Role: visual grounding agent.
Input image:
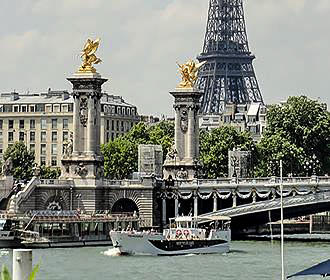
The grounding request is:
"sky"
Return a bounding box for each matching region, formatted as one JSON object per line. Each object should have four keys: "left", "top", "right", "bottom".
{"left": 0, "top": 0, "right": 329, "bottom": 117}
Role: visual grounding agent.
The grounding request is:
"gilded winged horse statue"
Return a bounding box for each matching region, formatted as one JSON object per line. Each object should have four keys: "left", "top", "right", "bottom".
{"left": 78, "top": 38, "right": 102, "bottom": 73}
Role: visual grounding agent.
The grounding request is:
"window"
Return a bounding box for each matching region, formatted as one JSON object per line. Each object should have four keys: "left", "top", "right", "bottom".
{"left": 41, "top": 119, "right": 47, "bottom": 129}
{"left": 36, "top": 104, "right": 45, "bottom": 112}
{"left": 3, "top": 105, "right": 12, "bottom": 113}
{"left": 62, "top": 104, "right": 68, "bottom": 113}
{"left": 116, "top": 120, "right": 119, "bottom": 131}
{"left": 13, "top": 106, "right": 19, "bottom": 113}
{"left": 111, "top": 120, "right": 114, "bottom": 130}
{"left": 8, "top": 132, "right": 13, "bottom": 142}
{"left": 40, "top": 144, "right": 46, "bottom": 155}
{"left": 9, "top": 120, "right": 14, "bottom": 129}
{"left": 51, "top": 144, "right": 57, "bottom": 155}
{"left": 0, "top": 144, "right": 2, "bottom": 154}
{"left": 19, "top": 132, "right": 25, "bottom": 142}
{"left": 52, "top": 131, "right": 57, "bottom": 142}
{"left": 41, "top": 131, "right": 47, "bottom": 142}
{"left": 0, "top": 120, "right": 2, "bottom": 129}
{"left": 51, "top": 156, "right": 57, "bottom": 167}
{"left": 63, "top": 131, "right": 69, "bottom": 142}
{"left": 0, "top": 131, "right": 2, "bottom": 142}
{"left": 106, "top": 120, "right": 110, "bottom": 130}
{"left": 51, "top": 119, "right": 57, "bottom": 129}
{"left": 30, "top": 105, "right": 35, "bottom": 113}
{"left": 63, "top": 119, "right": 68, "bottom": 129}
{"left": 53, "top": 105, "right": 60, "bottom": 113}
{"left": 30, "top": 120, "right": 35, "bottom": 129}
{"left": 30, "top": 144, "right": 35, "bottom": 153}
{"left": 40, "top": 156, "right": 46, "bottom": 166}
{"left": 30, "top": 131, "right": 35, "bottom": 142}
{"left": 121, "top": 121, "right": 124, "bottom": 131}
{"left": 21, "top": 106, "right": 27, "bottom": 112}
{"left": 106, "top": 132, "right": 110, "bottom": 142}
{"left": 19, "top": 120, "right": 24, "bottom": 129}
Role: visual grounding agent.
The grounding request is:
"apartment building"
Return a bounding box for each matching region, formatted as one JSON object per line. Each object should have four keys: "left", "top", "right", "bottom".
{"left": 0, "top": 90, "right": 140, "bottom": 166}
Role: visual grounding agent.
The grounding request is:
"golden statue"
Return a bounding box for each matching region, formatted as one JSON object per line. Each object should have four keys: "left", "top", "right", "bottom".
{"left": 78, "top": 38, "right": 102, "bottom": 73}
{"left": 177, "top": 60, "right": 206, "bottom": 88}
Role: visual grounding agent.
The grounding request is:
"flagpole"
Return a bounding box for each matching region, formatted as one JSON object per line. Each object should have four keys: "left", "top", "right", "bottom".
{"left": 280, "top": 159, "right": 285, "bottom": 280}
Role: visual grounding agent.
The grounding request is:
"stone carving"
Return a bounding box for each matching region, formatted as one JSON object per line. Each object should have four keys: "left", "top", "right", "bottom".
{"left": 176, "top": 168, "right": 188, "bottom": 179}
{"left": 97, "top": 165, "right": 104, "bottom": 178}
{"left": 80, "top": 97, "right": 88, "bottom": 127}
{"left": 166, "top": 144, "right": 177, "bottom": 161}
{"left": 176, "top": 60, "right": 206, "bottom": 88}
{"left": 47, "top": 201, "right": 62, "bottom": 211}
{"left": 63, "top": 132, "right": 73, "bottom": 158}
{"left": 32, "top": 163, "right": 41, "bottom": 177}
{"left": 78, "top": 38, "right": 102, "bottom": 73}
{"left": 75, "top": 163, "right": 88, "bottom": 177}
{"left": 2, "top": 157, "right": 13, "bottom": 176}
{"left": 180, "top": 109, "right": 188, "bottom": 133}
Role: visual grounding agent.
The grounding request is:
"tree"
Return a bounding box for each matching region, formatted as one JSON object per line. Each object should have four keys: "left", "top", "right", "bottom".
{"left": 256, "top": 96, "right": 330, "bottom": 176}
{"left": 39, "top": 166, "right": 61, "bottom": 179}
{"left": 3, "top": 142, "right": 35, "bottom": 181}
{"left": 102, "top": 121, "right": 175, "bottom": 179}
{"left": 199, "top": 126, "right": 255, "bottom": 178}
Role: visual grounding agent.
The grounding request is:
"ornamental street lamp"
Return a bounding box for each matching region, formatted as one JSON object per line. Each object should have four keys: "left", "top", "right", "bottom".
{"left": 76, "top": 193, "right": 82, "bottom": 211}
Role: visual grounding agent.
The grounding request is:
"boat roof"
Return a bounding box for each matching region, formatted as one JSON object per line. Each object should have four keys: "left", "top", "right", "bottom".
{"left": 172, "top": 216, "right": 200, "bottom": 222}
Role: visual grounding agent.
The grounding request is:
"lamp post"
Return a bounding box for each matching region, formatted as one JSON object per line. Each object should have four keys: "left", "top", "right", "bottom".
{"left": 76, "top": 193, "right": 82, "bottom": 211}
{"left": 70, "top": 187, "right": 73, "bottom": 211}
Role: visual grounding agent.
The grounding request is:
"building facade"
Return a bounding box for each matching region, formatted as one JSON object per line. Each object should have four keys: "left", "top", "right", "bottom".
{"left": 199, "top": 102, "right": 267, "bottom": 142}
{"left": 0, "top": 90, "right": 140, "bottom": 166}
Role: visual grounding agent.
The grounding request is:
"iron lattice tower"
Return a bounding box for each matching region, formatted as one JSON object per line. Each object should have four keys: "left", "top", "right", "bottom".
{"left": 197, "top": 0, "right": 264, "bottom": 114}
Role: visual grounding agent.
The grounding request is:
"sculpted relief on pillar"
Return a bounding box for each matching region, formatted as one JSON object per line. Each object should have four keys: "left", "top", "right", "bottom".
{"left": 79, "top": 96, "right": 88, "bottom": 127}
{"left": 180, "top": 109, "right": 188, "bottom": 133}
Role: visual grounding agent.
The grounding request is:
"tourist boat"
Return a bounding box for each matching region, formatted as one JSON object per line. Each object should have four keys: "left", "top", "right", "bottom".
{"left": 18, "top": 210, "right": 139, "bottom": 249}
{"left": 110, "top": 215, "right": 231, "bottom": 256}
{"left": 0, "top": 219, "right": 21, "bottom": 248}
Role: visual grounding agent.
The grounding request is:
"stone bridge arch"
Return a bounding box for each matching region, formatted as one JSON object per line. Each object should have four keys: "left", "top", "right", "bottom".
{"left": 108, "top": 190, "right": 143, "bottom": 214}
{"left": 39, "top": 189, "right": 70, "bottom": 210}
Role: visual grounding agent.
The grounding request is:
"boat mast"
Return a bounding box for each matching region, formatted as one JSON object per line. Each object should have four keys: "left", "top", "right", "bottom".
{"left": 280, "top": 160, "right": 285, "bottom": 280}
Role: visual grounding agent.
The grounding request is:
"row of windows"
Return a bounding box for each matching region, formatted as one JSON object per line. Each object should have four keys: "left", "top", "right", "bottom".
{"left": 0, "top": 119, "right": 69, "bottom": 130}
{"left": 105, "top": 120, "right": 134, "bottom": 132}
{"left": 101, "top": 105, "right": 136, "bottom": 116}
{"left": 0, "top": 104, "right": 73, "bottom": 113}
{"left": 5, "top": 130, "right": 69, "bottom": 143}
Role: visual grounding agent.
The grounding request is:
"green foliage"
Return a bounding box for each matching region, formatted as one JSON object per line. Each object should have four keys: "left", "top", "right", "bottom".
{"left": 3, "top": 142, "right": 35, "bottom": 181}
{"left": 1, "top": 265, "right": 11, "bottom": 280}
{"left": 199, "top": 126, "right": 255, "bottom": 178}
{"left": 39, "top": 166, "right": 61, "bottom": 179}
{"left": 1, "top": 264, "right": 39, "bottom": 280}
{"left": 256, "top": 96, "right": 330, "bottom": 176}
{"left": 102, "top": 121, "right": 174, "bottom": 179}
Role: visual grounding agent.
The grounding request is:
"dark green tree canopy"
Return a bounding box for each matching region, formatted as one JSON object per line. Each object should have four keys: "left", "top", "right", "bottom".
{"left": 3, "top": 142, "right": 35, "bottom": 181}
{"left": 199, "top": 126, "right": 255, "bottom": 178}
{"left": 256, "top": 96, "right": 330, "bottom": 176}
{"left": 102, "top": 121, "right": 174, "bottom": 179}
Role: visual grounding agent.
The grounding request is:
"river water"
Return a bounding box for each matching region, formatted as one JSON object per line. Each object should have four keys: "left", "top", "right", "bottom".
{"left": 0, "top": 240, "right": 329, "bottom": 279}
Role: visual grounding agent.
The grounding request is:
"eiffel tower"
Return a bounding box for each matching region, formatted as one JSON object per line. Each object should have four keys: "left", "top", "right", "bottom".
{"left": 197, "top": 0, "right": 264, "bottom": 114}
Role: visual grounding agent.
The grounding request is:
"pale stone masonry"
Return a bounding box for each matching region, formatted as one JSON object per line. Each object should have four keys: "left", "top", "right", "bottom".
{"left": 0, "top": 90, "right": 140, "bottom": 166}
{"left": 163, "top": 88, "right": 203, "bottom": 180}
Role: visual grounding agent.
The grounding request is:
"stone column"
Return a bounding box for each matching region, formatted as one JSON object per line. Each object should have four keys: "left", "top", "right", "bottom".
{"left": 162, "top": 198, "right": 167, "bottom": 225}
{"left": 174, "top": 197, "right": 179, "bottom": 217}
{"left": 174, "top": 106, "right": 182, "bottom": 160}
{"left": 194, "top": 195, "right": 198, "bottom": 217}
{"left": 187, "top": 106, "right": 195, "bottom": 160}
{"left": 87, "top": 95, "right": 95, "bottom": 155}
{"left": 72, "top": 95, "right": 80, "bottom": 155}
{"left": 213, "top": 193, "right": 218, "bottom": 212}
{"left": 232, "top": 191, "right": 237, "bottom": 208}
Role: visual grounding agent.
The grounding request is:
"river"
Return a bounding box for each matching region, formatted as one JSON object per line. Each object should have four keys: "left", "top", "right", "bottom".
{"left": 0, "top": 240, "right": 329, "bottom": 279}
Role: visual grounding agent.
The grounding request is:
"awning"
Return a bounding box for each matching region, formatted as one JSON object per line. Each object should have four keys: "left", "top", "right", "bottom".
{"left": 288, "top": 259, "right": 330, "bottom": 278}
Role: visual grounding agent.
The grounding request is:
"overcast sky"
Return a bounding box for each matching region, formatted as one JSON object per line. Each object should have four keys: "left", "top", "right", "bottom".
{"left": 0, "top": 0, "right": 329, "bottom": 116}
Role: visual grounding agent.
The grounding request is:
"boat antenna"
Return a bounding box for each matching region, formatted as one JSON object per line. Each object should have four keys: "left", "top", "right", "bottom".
{"left": 280, "top": 159, "right": 285, "bottom": 280}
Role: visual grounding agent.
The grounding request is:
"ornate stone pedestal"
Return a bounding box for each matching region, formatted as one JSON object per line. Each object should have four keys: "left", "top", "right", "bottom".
{"left": 163, "top": 88, "right": 203, "bottom": 180}
{"left": 60, "top": 72, "right": 107, "bottom": 181}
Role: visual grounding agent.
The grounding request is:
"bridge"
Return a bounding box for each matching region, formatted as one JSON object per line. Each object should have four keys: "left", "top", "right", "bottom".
{"left": 159, "top": 176, "right": 330, "bottom": 229}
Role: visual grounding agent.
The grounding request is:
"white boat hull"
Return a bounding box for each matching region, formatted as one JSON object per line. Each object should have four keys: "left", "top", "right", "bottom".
{"left": 110, "top": 231, "right": 230, "bottom": 256}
